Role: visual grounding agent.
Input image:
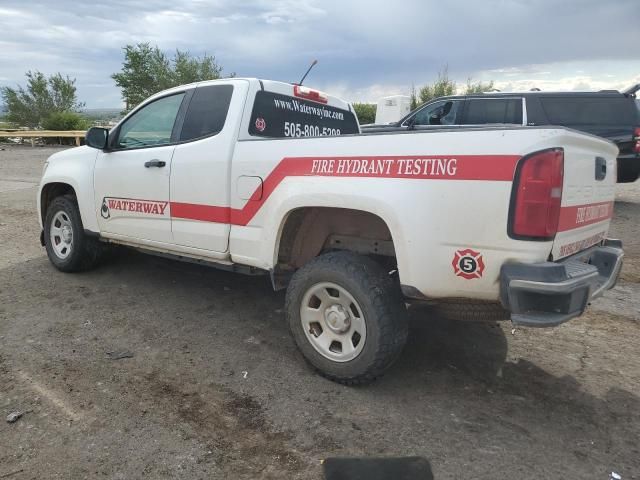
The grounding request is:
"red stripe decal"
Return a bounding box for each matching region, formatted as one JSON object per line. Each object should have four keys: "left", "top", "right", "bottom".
{"left": 169, "top": 154, "right": 521, "bottom": 225}
{"left": 171, "top": 202, "right": 231, "bottom": 223}
{"left": 557, "top": 201, "right": 614, "bottom": 232}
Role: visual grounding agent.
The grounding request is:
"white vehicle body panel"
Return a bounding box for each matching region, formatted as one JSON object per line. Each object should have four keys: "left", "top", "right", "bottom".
{"left": 550, "top": 133, "right": 617, "bottom": 259}
{"left": 170, "top": 80, "right": 249, "bottom": 255}
{"left": 38, "top": 146, "right": 99, "bottom": 232}
{"left": 229, "top": 127, "right": 616, "bottom": 300}
{"left": 38, "top": 78, "right": 619, "bottom": 303}
{"left": 94, "top": 145, "right": 174, "bottom": 243}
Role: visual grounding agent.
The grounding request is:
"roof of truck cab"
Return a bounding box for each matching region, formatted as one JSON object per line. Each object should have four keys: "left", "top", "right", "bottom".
{"left": 141, "top": 78, "right": 352, "bottom": 112}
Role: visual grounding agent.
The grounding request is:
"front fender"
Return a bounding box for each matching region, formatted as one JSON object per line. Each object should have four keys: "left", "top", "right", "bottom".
{"left": 38, "top": 147, "right": 99, "bottom": 232}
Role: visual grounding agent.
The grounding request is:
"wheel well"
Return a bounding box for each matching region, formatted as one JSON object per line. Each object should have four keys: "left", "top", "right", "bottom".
{"left": 273, "top": 207, "right": 396, "bottom": 289}
{"left": 41, "top": 183, "right": 76, "bottom": 223}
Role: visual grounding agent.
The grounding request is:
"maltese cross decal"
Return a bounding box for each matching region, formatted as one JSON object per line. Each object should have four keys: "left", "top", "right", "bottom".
{"left": 255, "top": 117, "right": 266, "bottom": 132}
{"left": 452, "top": 249, "right": 485, "bottom": 280}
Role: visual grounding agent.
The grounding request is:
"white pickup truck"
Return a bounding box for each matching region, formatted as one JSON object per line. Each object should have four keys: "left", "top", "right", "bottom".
{"left": 38, "top": 78, "right": 624, "bottom": 384}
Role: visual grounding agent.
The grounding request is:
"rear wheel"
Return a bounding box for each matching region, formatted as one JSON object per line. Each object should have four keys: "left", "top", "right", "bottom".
{"left": 44, "top": 195, "right": 104, "bottom": 272}
{"left": 285, "top": 251, "right": 408, "bottom": 385}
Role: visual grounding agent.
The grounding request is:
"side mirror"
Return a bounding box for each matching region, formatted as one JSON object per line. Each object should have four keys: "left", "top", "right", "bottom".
{"left": 86, "top": 127, "right": 109, "bottom": 150}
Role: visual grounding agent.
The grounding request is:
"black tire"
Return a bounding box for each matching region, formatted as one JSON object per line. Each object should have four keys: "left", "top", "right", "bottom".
{"left": 44, "top": 195, "right": 104, "bottom": 272}
{"left": 285, "top": 251, "right": 408, "bottom": 385}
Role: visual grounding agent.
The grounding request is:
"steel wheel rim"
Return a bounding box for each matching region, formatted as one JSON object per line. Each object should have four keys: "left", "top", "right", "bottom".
{"left": 300, "top": 282, "right": 367, "bottom": 362}
{"left": 49, "top": 210, "right": 73, "bottom": 260}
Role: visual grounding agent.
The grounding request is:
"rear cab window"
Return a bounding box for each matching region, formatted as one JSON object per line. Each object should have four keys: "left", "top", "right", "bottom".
{"left": 248, "top": 86, "right": 359, "bottom": 138}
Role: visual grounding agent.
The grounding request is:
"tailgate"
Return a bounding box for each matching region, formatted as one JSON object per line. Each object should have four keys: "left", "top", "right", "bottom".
{"left": 552, "top": 132, "right": 618, "bottom": 260}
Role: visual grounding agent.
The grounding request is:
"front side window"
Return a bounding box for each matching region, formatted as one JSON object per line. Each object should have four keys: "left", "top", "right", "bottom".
{"left": 117, "top": 93, "right": 185, "bottom": 149}
{"left": 410, "top": 100, "right": 462, "bottom": 126}
{"left": 180, "top": 85, "right": 234, "bottom": 141}
{"left": 462, "top": 98, "right": 522, "bottom": 125}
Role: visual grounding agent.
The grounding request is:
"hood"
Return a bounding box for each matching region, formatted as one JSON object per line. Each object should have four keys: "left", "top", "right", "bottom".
{"left": 47, "top": 145, "right": 94, "bottom": 162}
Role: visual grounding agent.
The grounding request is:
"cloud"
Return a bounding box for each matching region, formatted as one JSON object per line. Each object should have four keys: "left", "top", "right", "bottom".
{"left": 493, "top": 71, "right": 640, "bottom": 94}
{"left": 0, "top": 0, "right": 638, "bottom": 107}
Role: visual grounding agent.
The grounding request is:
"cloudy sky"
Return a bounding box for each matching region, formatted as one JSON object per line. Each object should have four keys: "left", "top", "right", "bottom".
{"left": 0, "top": 0, "right": 638, "bottom": 108}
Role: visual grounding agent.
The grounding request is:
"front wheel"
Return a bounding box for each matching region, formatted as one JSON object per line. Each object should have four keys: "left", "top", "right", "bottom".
{"left": 285, "top": 251, "right": 408, "bottom": 385}
{"left": 44, "top": 195, "right": 104, "bottom": 272}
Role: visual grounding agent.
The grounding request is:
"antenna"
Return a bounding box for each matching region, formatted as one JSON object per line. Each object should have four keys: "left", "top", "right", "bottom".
{"left": 298, "top": 60, "right": 318, "bottom": 86}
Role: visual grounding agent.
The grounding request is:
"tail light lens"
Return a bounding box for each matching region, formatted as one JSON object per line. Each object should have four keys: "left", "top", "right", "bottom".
{"left": 510, "top": 149, "right": 564, "bottom": 239}
{"left": 633, "top": 127, "right": 640, "bottom": 154}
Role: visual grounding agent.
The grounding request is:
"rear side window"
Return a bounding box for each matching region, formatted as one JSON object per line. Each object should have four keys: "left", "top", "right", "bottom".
{"left": 540, "top": 96, "right": 637, "bottom": 126}
{"left": 462, "top": 98, "right": 522, "bottom": 124}
{"left": 249, "top": 90, "right": 359, "bottom": 138}
{"left": 180, "top": 85, "right": 233, "bottom": 141}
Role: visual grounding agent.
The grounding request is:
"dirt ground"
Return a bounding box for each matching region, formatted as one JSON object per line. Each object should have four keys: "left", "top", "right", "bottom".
{"left": 1, "top": 145, "right": 639, "bottom": 479}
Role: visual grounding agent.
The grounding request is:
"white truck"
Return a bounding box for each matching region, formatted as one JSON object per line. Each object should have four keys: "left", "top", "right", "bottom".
{"left": 38, "top": 78, "right": 624, "bottom": 384}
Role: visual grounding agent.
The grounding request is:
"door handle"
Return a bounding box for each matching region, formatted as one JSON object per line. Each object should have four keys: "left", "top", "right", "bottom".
{"left": 144, "top": 159, "right": 166, "bottom": 168}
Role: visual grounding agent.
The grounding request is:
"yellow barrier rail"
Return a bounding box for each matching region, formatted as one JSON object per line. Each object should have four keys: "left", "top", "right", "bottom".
{"left": 0, "top": 130, "right": 87, "bottom": 146}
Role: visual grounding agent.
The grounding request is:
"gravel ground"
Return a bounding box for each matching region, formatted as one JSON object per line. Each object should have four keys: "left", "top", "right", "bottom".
{"left": 0, "top": 145, "right": 639, "bottom": 479}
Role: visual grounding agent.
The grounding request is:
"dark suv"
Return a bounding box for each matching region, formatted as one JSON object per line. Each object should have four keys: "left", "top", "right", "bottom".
{"left": 362, "top": 87, "right": 640, "bottom": 182}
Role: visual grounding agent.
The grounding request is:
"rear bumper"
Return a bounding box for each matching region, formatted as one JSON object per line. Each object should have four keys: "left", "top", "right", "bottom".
{"left": 500, "top": 239, "right": 624, "bottom": 327}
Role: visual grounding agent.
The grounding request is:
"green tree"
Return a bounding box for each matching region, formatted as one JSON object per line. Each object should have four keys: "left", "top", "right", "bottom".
{"left": 409, "top": 83, "right": 419, "bottom": 110}
{"left": 173, "top": 49, "right": 223, "bottom": 85}
{"left": 42, "top": 111, "right": 91, "bottom": 131}
{"left": 418, "top": 66, "right": 457, "bottom": 105}
{"left": 112, "top": 43, "right": 227, "bottom": 111}
{"left": 352, "top": 102, "right": 377, "bottom": 125}
{"left": 465, "top": 78, "right": 495, "bottom": 94}
{"left": 0, "top": 71, "right": 84, "bottom": 128}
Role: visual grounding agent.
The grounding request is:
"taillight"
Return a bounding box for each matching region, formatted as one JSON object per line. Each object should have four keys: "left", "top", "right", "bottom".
{"left": 633, "top": 127, "right": 640, "bottom": 154}
{"left": 510, "top": 149, "right": 564, "bottom": 239}
{"left": 293, "top": 85, "right": 328, "bottom": 104}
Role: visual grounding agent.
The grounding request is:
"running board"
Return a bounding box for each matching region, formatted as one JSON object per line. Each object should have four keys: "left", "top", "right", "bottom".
{"left": 90, "top": 231, "right": 267, "bottom": 276}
